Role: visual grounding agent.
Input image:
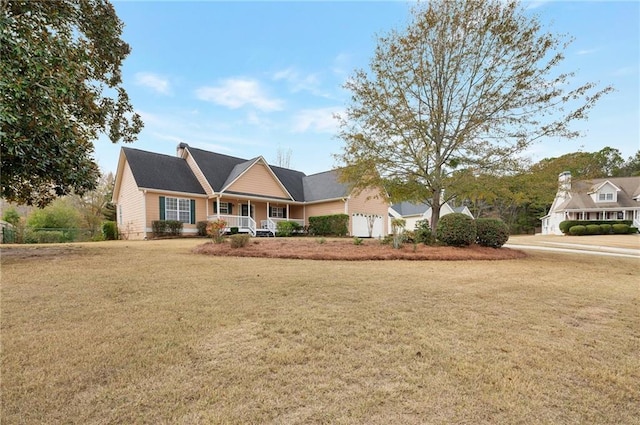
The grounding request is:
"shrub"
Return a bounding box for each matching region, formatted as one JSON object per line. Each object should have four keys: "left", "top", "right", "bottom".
{"left": 152, "top": 220, "right": 168, "bottom": 237}
{"left": 559, "top": 220, "right": 633, "bottom": 234}
{"left": 206, "top": 219, "right": 227, "bottom": 243}
{"left": 353, "top": 237, "right": 363, "bottom": 245}
{"left": 196, "top": 221, "right": 208, "bottom": 237}
{"left": 230, "top": 226, "right": 239, "bottom": 235}
{"left": 35, "top": 230, "right": 65, "bottom": 243}
{"left": 229, "top": 234, "right": 250, "bottom": 248}
{"left": 629, "top": 226, "right": 638, "bottom": 234}
{"left": 414, "top": 219, "right": 434, "bottom": 245}
{"left": 390, "top": 218, "right": 406, "bottom": 249}
{"left": 612, "top": 223, "right": 630, "bottom": 234}
{"left": 308, "top": 214, "right": 348, "bottom": 236}
{"left": 476, "top": 218, "right": 509, "bottom": 248}
{"left": 599, "top": 224, "right": 612, "bottom": 234}
{"left": 102, "top": 221, "right": 118, "bottom": 240}
{"left": 585, "top": 224, "right": 602, "bottom": 235}
{"left": 569, "top": 225, "right": 586, "bottom": 236}
{"left": 276, "top": 220, "right": 301, "bottom": 237}
{"left": 436, "top": 213, "right": 477, "bottom": 247}
{"left": 166, "top": 220, "right": 183, "bottom": 236}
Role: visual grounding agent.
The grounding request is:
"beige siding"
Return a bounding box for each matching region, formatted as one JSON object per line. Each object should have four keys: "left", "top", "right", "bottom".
{"left": 305, "top": 200, "right": 346, "bottom": 224}
{"left": 185, "top": 154, "right": 213, "bottom": 195}
{"left": 115, "top": 162, "right": 146, "bottom": 240}
{"left": 226, "top": 163, "right": 290, "bottom": 199}
{"left": 347, "top": 188, "right": 389, "bottom": 235}
{"left": 145, "top": 192, "right": 207, "bottom": 234}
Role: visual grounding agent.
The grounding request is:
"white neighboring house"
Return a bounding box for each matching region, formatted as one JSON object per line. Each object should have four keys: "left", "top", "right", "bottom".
{"left": 541, "top": 171, "right": 640, "bottom": 235}
{"left": 389, "top": 201, "right": 474, "bottom": 231}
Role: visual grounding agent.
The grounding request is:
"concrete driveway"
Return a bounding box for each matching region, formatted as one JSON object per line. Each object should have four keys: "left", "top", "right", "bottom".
{"left": 505, "top": 234, "right": 640, "bottom": 259}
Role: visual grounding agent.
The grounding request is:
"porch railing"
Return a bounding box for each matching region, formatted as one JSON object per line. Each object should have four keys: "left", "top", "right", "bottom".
{"left": 208, "top": 214, "right": 257, "bottom": 236}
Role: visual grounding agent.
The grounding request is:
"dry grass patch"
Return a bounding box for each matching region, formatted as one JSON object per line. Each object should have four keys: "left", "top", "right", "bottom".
{"left": 1, "top": 239, "right": 638, "bottom": 424}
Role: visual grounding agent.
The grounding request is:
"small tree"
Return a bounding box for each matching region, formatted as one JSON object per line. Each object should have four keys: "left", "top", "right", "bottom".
{"left": 391, "top": 218, "right": 406, "bottom": 249}
{"left": 2, "top": 206, "right": 20, "bottom": 226}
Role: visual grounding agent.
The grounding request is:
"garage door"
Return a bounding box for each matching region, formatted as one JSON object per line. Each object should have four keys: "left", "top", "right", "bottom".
{"left": 352, "top": 214, "right": 384, "bottom": 238}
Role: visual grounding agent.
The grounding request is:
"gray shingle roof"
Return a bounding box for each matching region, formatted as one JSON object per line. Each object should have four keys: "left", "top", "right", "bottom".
{"left": 123, "top": 148, "right": 206, "bottom": 194}
{"left": 302, "top": 170, "right": 349, "bottom": 202}
{"left": 389, "top": 201, "right": 429, "bottom": 216}
{"left": 558, "top": 176, "right": 640, "bottom": 210}
{"left": 123, "top": 145, "right": 353, "bottom": 202}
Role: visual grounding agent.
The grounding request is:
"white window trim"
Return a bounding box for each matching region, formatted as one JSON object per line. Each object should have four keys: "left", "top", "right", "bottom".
{"left": 166, "top": 197, "right": 191, "bottom": 224}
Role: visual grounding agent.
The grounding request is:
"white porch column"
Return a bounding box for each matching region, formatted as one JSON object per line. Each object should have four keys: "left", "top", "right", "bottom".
{"left": 286, "top": 204, "right": 289, "bottom": 219}
{"left": 216, "top": 196, "right": 221, "bottom": 217}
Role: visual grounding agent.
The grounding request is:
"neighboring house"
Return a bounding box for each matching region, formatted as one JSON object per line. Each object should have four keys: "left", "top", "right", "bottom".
{"left": 112, "top": 143, "right": 389, "bottom": 240}
{"left": 389, "top": 201, "right": 474, "bottom": 231}
{"left": 541, "top": 171, "right": 640, "bottom": 235}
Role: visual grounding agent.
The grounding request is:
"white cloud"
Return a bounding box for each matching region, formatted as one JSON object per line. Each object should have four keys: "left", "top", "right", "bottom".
{"left": 611, "top": 66, "right": 636, "bottom": 77}
{"left": 135, "top": 72, "right": 171, "bottom": 95}
{"left": 576, "top": 48, "right": 598, "bottom": 55}
{"left": 273, "top": 67, "right": 328, "bottom": 97}
{"left": 195, "top": 78, "right": 284, "bottom": 111}
{"left": 291, "top": 107, "right": 342, "bottom": 134}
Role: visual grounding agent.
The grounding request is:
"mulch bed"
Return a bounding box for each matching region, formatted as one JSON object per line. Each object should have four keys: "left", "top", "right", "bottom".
{"left": 193, "top": 238, "right": 527, "bottom": 261}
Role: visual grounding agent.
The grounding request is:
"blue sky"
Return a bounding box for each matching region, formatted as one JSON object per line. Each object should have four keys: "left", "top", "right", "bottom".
{"left": 95, "top": 0, "right": 639, "bottom": 176}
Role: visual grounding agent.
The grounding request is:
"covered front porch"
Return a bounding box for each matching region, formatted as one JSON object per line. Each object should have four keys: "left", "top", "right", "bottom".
{"left": 206, "top": 196, "right": 305, "bottom": 236}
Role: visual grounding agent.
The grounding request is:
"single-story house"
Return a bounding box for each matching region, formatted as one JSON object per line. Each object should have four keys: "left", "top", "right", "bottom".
{"left": 389, "top": 201, "right": 474, "bottom": 230}
{"left": 112, "top": 143, "right": 389, "bottom": 239}
{"left": 541, "top": 171, "right": 640, "bottom": 235}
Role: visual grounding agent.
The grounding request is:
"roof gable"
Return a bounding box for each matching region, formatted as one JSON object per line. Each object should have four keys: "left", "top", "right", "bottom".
{"left": 223, "top": 157, "right": 293, "bottom": 200}
{"left": 121, "top": 148, "right": 206, "bottom": 195}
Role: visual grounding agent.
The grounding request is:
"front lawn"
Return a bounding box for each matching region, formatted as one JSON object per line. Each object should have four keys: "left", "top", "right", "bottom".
{"left": 1, "top": 239, "right": 638, "bottom": 424}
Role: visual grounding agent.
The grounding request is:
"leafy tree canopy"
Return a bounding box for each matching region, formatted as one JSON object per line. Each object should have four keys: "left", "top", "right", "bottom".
{"left": 336, "top": 0, "right": 612, "bottom": 230}
{"left": 1, "top": 0, "right": 143, "bottom": 207}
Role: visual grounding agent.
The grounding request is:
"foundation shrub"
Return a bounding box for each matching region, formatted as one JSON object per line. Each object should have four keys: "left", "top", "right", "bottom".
{"left": 612, "top": 223, "right": 630, "bottom": 234}
{"left": 629, "top": 226, "right": 638, "bottom": 234}
{"left": 569, "top": 225, "right": 586, "bottom": 236}
{"left": 308, "top": 214, "right": 348, "bottom": 236}
{"left": 436, "top": 213, "right": 477, "bottom": 247}
{"left": 229, "top": 234, "right": 250, "bottom": 248}
{"left": 585, "top": 224, "right": 602, "bottom": 235}
{"left": 476, "top": 218, "right": 510, "bottom": 248}
{"left": 276, "top": 220, "right": 301, "bottom": 237}
{"left": 196, "top": 221, "right": 208, "bottom": 237}
{"left": 599, "top": 224, "right": 612, "bottom": 234}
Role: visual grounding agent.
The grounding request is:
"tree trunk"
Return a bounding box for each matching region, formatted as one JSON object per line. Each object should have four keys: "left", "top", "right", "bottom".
{"left": 430, "top": 189, "right": 442, "bottom": 233}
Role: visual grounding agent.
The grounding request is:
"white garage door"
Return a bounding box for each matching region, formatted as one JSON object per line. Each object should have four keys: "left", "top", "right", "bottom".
{"left": 352, "top": 214, "right": 384, "bottom": 238}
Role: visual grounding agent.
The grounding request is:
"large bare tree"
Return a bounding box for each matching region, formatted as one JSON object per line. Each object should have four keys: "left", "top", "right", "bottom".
{"left": 336, "top": 0, "right": 612, "bottom": 231}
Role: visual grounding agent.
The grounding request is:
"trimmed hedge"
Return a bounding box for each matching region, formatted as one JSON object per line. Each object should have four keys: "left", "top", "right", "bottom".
{"left": 308, "top": 214, "right": 349, "bottom": 236}
{"left": 196, "top": 221, "right": 208, "bottom": 237}
{"left": 569, "top": 225, "right": 586, "bottom": 235}
{"left": 612, "top": 223, "right": 630, "bottom": 234}
{"left": 436, "top": 213, "right": 476, "bottom": 247}
{"left": 599, "top": 224, "right": 612, "bottom": 234}
{"left": 559, "top": 220, "right": 632, "bottom": 234}
{"left": 476, "top": 218, "right": 510, "bottom": 248}
{"left": 585, "top": 224, "right": 602, "bottom": 235}
{"left": 152, "top": 220, "right": 183, "bottom": 237}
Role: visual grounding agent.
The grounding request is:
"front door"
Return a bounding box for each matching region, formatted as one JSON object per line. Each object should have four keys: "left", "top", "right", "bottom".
{"left": 241, "top": 204, "right": 255, "bottom": 219}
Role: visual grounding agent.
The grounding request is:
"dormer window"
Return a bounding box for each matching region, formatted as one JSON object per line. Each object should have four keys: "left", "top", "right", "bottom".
{"left": 598, "top": 193, "right": 614, "bottom": 202}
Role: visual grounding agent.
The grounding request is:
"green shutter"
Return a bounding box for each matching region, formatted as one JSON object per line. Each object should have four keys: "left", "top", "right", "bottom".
{"left": 159, "top": 196, "right": 166, "bottom": 220}
{"left": 190, "top": 199, "right": 196, "bottom": 224}
{"left": 283, "top": 207, "right": 287, "bottom": 219}
{"left": 228, "top": 203, "right": 233, "bottom": 214}
{"left": 213, "top": 201, "right": 217, "bottom": 215}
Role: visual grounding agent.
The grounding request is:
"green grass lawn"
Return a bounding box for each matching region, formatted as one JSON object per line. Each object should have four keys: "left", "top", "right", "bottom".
{"left": 2, "top": 239, "right": 638, "bottom": 424}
